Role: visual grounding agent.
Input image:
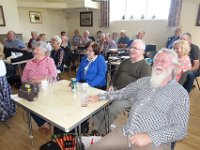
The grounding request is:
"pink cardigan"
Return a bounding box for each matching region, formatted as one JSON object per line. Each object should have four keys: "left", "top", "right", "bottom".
{"left": 22, "top": 56, "right": 57, "bottom": 82}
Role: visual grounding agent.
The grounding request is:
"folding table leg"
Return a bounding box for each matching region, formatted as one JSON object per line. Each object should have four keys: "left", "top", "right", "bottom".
{"left": 27, "top": 110, "right": 34, "bottom": 147}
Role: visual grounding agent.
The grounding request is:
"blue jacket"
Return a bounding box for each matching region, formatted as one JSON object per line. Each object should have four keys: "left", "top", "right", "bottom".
{"left": 76, "top": 55, "right": 107, "bottom": 87}
{"left": 166, "top": 36, "right": 180, "bottom": 48}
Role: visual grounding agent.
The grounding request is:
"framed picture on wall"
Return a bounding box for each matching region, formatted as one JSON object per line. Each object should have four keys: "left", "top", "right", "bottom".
{"left": 196, "top": 4, "right": 200, "bottom": 26}
{"left": 0, "top": 6, "right": 6, "bottom": 26}
{"left": 80, "top": 11, "right": 93, "bottom": 27}
{"left": 29, "top": 11, "right": 42, "bottom": 23}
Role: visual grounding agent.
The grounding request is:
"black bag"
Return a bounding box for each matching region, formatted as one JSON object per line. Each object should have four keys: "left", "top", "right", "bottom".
{"left": 40, "top": 141, "right": 61, "bottom": 150}
{"left": 18, "top": 83, "right": 39, "bottom": 101}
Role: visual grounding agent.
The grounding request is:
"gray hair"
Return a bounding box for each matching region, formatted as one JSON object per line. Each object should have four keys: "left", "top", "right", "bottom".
{"left": 154, "top": 48, "right": 179, "bottom": 65}
{"left": 35, "top": 41, "right": 49, "bottom": 55}
{"left": 132, "top": 39, "right": 146, "bottom": 50}
{"left": 61, "top": 35, "right": 68, "bottom": 41}
{"left": 51, "top": 35, "right": 62, "bottom": 45}
{"left": 180, "top": 32, "right": 192, "bottom": 40}
{"left": 137, "top": 29, "right": 145, "bottom": 35}
{"left": 120, "top": 30, "right": 126, "bottom": 34}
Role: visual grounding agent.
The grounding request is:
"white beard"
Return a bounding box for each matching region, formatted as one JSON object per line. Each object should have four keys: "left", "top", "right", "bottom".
{"left": 150, "top": 67, "right": 173, "bottom": 88}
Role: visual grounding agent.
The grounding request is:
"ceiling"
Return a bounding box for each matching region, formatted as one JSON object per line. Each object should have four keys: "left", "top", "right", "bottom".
{"left": 17, "top": 0, "right": 100, "bottom": 10}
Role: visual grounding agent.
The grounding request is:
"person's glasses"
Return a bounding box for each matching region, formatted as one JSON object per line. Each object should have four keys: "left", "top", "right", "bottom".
{"left": 129, "top": 46, "right": 143, "bottom": 51}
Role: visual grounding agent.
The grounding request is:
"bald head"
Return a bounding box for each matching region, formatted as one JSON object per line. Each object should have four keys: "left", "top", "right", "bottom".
{"left": 180, "top": 32, "right": 192, "bottom": 45}
{"left": 7, "top": 31, "right": 16, "bottom": 41}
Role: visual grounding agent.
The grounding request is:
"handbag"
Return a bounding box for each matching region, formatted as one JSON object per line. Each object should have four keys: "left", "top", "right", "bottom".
{"left": 18, "top": 82, "right": 39, "bottom": 101}
{"left": 51, "top": 133, "right": 79, "bottom": 150}
{"left": 40, "top": 141, "right": 61, "bottom": 150}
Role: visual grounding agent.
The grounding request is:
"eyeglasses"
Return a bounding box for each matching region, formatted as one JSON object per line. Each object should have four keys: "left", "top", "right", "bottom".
{"left": 129, "top": 46, "right": 143, "bottom": 51}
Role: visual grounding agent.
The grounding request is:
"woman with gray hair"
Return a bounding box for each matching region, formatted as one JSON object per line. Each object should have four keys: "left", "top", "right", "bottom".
{"left": 22, "top": 41, "right": 57, "bottom": 83}
{"left": 22, "top": 41, "right": 57, "bottom": 133}
{"left": 50, "top": 35, "right": 65, "bottom": 72}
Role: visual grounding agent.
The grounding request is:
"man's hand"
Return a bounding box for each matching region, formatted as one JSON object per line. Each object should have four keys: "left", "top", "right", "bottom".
{"left": 108, "top": 85, "right": 114, "bottom": 92}
{"left": 87, "top": 95, "right": 100, "bottom": 103}
{"left": 129, "top": 133, "right": 152, "bottom": 147}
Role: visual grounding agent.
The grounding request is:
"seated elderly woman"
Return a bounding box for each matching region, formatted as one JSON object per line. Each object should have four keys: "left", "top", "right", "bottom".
{"left": 22, "top": 41, "right": 57, "bottom": 133}
{"left": 60, "top": 35, "right": 72, "bottom": 68}
{"left": 0, "top": 42, "right": 16, "bottom": 121}
{"left": 50, "top": 35, "right": 65, "bottom": 72}
{"left": 173, "top": 40, "right": 191, "bottom": 83}
{"left": 76, "top": 41, "right": 107, "bottom": 90}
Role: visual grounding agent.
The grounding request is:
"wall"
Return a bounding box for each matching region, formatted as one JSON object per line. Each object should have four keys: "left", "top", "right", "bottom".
{"left": 0, "top": 0, "right": 21, "bottom": 34}
{"left": 18, "top": 8, "right": 68, "bottom": 42}
{"left": 0, "top": 0, "right": 68, "bottom": 42}
{"left": 181, "top": 0, "right": 200, "bottom": 47}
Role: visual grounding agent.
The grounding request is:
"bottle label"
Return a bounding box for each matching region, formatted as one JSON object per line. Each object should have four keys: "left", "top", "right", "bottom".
{"left": 71, "top": 78, "right": 77, "bottom": 93}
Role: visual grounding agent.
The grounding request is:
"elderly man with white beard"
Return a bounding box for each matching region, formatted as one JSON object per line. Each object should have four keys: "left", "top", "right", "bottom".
{"left": 87, "top": 49, "right": 189, "bottom": 150}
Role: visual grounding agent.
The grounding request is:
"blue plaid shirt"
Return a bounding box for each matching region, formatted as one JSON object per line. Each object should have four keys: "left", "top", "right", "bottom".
{"left": 4, "top": 39, "right": 26, "bottom": 49}
{"left": 99, "top": 77, "right": 189, "bottom": 147}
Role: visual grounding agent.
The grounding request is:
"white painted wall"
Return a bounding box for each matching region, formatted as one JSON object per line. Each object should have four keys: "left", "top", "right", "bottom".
{"left": 0, "top": 0, "right": 21, "bottom": 34}
{"left": 181, "top": 0, "right": 200, "bottom": 47}
{"left": 18, "top": 8, "right": 68, "bottom": 43}
{"left": 0, "top": 0, "right": 68, "bottom": 43}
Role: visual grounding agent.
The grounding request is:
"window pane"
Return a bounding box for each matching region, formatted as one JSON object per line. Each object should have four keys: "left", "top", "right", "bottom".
{"left": 147, "top": 0, "right": 171, "bottom": 19}
{"left": 127, "top": 0, "right": 147, "bottom": 19}
{"left": 110, "top": 0, "right": 171, "bottom": 20}
{"left": 110, "top": 0, "right": 126, "bottom": 20}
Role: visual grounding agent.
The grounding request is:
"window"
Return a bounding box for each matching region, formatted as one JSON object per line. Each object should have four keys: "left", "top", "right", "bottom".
{"left": 110, "top": 0, "right": 171, "bottom": 21}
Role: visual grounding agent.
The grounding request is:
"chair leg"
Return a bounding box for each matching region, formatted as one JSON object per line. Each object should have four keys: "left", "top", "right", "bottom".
{"left": 195, "top": 77, "right": 200, "bottom": 91}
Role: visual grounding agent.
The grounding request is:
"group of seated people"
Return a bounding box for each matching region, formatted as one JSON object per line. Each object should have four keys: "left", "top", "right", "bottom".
{"left": 0, "top": 27, "right": 198, "bottom": 149}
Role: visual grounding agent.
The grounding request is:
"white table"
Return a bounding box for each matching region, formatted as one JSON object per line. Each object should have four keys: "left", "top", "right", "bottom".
{"left": 12, "top": 80, "right": 111, "bottom": 148}
{"left": 12, "top": 59, "right": 30, "bottom": 76}
{"left": 11, "top": 59, "right": 29, "bottom": 66}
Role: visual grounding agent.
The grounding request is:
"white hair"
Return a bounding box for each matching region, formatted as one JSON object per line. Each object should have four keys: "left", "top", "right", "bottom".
{"left": 154, "top": 48, "right": 179, "bottom": 65}
{"left": 132, "top": 39, "right": 146, "bottom": 50}
{"left": 151, "top": 67, "right": 173, "bottom": 88}
{"left": 52, "top": 35, "right": 62, "bottom": 45}
{"left": 61, "top": 35, "right": 68, "bottom": 41}
{"left": 84, "top": 30, "right": 90, "bottom": 35}
{"left": 120, "top": 30, "right": 126, "bottom": 34}
{"left": 35, "top": 41, "right": 49, "bottom": 54}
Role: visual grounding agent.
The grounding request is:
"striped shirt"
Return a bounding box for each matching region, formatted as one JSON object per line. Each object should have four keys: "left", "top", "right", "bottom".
{"left": 99, "top": 77, "right": 189, "bottom": 147}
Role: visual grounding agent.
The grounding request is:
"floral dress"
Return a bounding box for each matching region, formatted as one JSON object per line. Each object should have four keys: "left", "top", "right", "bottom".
{"left": 0, "top": 75, "right": 16, "bottom": 121}
{"left": 176, "top": 55, "right": 192, "bottom": 82}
